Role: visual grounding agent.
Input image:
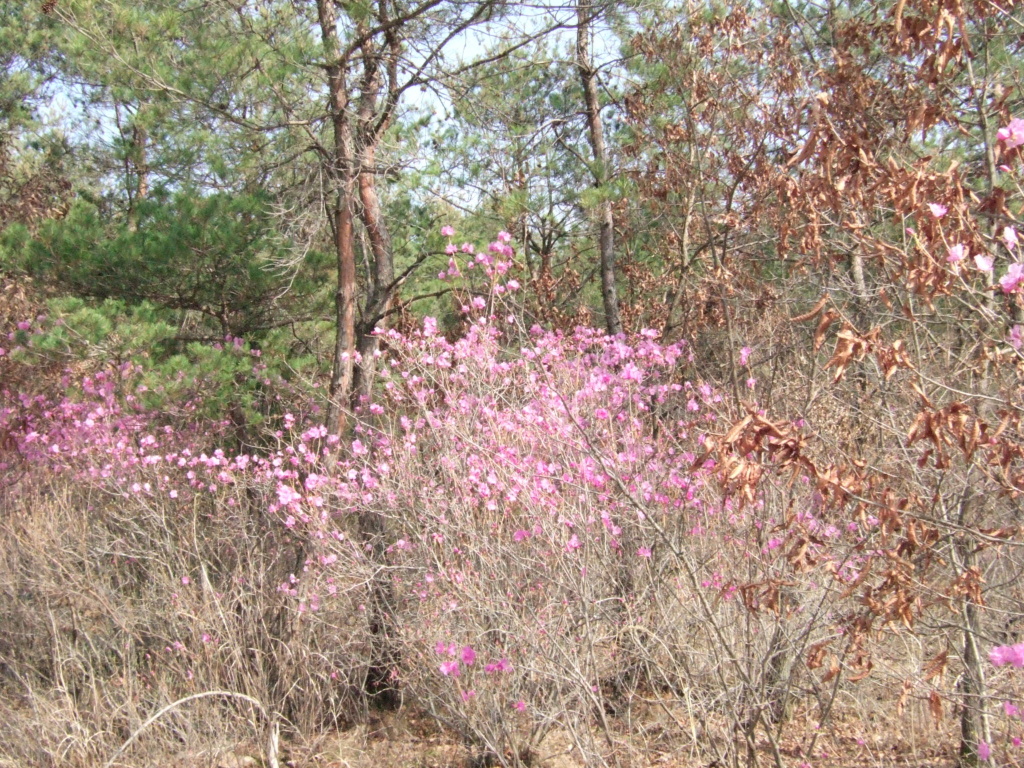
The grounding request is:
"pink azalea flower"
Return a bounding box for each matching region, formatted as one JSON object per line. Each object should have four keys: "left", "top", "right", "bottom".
{"left": 978, "top": 740, "right": 991, "bottom": 761}
{"left": 990, "top": 643, "right": 1024, "bottom": 667}
{"left": 513, "top": 700, "right": 527, "bottom": 711}
{"left": 637, "top": 546, "right": 652, "bottom": 558}
{"left": 461, "top": 646, "right": 476, "bottom": 666}
{"left": 975, "top": 253, "right": 994, "bottom": 273}
{"left": 1005, "top": 701, "right": 1019, "bottom": 718}
{"left": 1010, "top": 325, "right": 1023, "bottom": 351}
{"left": 928, "top": 203, "right": 948, "bottom": 219}
{"left": 566, "top": 534, "right": 581, "bottom": 551}
{"left": 497, "top": 231, "right": 512, "bottom": 243}
{"left": 739, "top": 346, "right": 752, "bottom": 366}
{"left": 439, "top": 660, "right": 461, "bottom": 677}
{"left": 947, "top": 244, "right": 967, "bottom": 263}
{"left": 485, "top": 657, "right": 512, "bottom": 674}
{"left": 998, "top": 117, "right": 1024, "bottom": 150}
{"left": 445, "top": 243, "right": 458, "bottom": 255}
{"left": 1000, "top": 263, "right": 1024, "bottom": 293}
{"left": 441, "top": 225, "right": 455, "bottom": 237}
{"left": 1005, "top": 226, "right": 1019, "bottom": 250}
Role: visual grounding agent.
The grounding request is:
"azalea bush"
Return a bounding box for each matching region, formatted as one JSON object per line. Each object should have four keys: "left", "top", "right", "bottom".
{"left": 0, "top": 236, "right": 924, "bottom": 766}
{"left": 2, "top": 108, "right": 1024, "bottom": 767}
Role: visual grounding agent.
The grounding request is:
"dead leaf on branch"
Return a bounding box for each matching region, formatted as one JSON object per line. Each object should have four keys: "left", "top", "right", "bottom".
{"left": 824, "top": 325, "right": 873, "bottom": 382}
{"left": 923, "top": 650, "right": 948, "bottom": 683}
{"left": 929, "top": 691, "right": 943, "bottom": 729}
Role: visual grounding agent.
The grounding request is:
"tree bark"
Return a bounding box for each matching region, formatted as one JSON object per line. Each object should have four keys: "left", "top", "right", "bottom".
{"left": 351, "top": 37, "right": 395, "bottom": 407}
{"left": 317, "top": 0, "right": 358, "bottom": 438}
{"left": 576, "top": 0, "right": 622, "bottom": 336}
{"left": 955, "top": 493, "right": 992, "bottom": 767}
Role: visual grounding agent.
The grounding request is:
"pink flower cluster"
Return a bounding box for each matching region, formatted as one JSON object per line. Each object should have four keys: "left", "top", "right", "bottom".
{"left": 991, "top": 643, "right": 1024, "bottom": 668}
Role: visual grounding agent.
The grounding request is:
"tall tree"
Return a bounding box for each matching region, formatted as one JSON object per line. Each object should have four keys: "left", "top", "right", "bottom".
{"left": 576, "top": 0, "right": 621, "bottom": 335}
{"left": 45, "top": 0, "right": 562, "bottom": 433}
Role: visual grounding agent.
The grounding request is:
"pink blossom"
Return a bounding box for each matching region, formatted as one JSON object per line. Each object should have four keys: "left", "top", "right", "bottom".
{"left": 439, "top": 660, "right": 461, "bottom": 677}
{"left": 471, "top": 296, "right": 486, "bottom": 310}
{"left": 276, "top": 484, "right": 301, "bottom": 506}
{"left": 990, "top": 643, "right": 1024, "bottom": 667}
{"left": 1000, "top": 263, "right": 1024, "bottom": 293}
{"left": 637, "top": 546, "right": 652, "bottom": 558}
{"left": 445, "top": 243, "right": 458, "bottom": 255}
{"left": 1005, "top": 701, "right": 1020, "bottom": 718}
{"left": 181, "top": 575, "right": 191, "bottom": 585}
{"left": 927, "top": 203, "right": 948, "bottom": 219}
{"left": 566, "top": 534, "right": 581, "bottom": 551}
{"left": 1005, "top": 226, "right": 1019, "bottom": 250}
{"left": 975, "top": 253, "right": 994, "bottom": 273}
{"left": 978, "top": 740, "right": 991, "bottom": 761}
{"left": 461, "top": 646, "right": 476, "bottom": 666}
{"left": 441, "top": 225, "right": 455, "bottom": 237}
{"left": 1010, "top": 325, "right": 1022, "bottom": 351}
{"left": 513, "top": 529, "right": 530, "bottom": 541}
{"left": 497, "top": 231, "right": 512, "bottom": 243}
{"left": 946, "top": 244, "right": 967, "bottom": 263}
{"left": 998, "top": 117, "right": 1024, "bottom": 150}
{"left": 513, "top": 700, "right": 526, "bottom": 711}
{"left": 738, "top": 346, "right": 752, "bottom": 366}
{"left": 460, "top": 689, "right": 476, "bottom": 702}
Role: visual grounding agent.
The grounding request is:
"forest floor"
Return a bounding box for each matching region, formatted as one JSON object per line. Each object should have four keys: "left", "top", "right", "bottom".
{"left": 152, "top": 704, "right": 961, "bottom": 768}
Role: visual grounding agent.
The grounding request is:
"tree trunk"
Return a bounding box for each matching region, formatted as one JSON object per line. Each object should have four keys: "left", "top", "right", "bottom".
{"left": 318, "top": 0, "right": 358, "bottom": 438}
{"left": 351, "top": 54, "right": 394, "bottom": 408}
{"left": 576, "top": 0, "right": 622, "bottom": 336}
{"left": 955, "top": 493, "right": 992, "bottom": 767}
{"left": 327, "top": 184, "right": 358, "bottom": 437}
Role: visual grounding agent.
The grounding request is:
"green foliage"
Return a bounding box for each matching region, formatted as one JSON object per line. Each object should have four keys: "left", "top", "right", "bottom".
{"left": 10, "top": 294, "right": 321, "bottom": 430}
{"left": 12, "top": 297, "right": 175, "bottom": 365}
{"left": 2, "top": 190, "right": 329, "bottom": 337}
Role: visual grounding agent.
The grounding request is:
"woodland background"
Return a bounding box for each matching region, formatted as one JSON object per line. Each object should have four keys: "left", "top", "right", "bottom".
{"left": 2, "top": 1, "right": 1024, "bottom": 767}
